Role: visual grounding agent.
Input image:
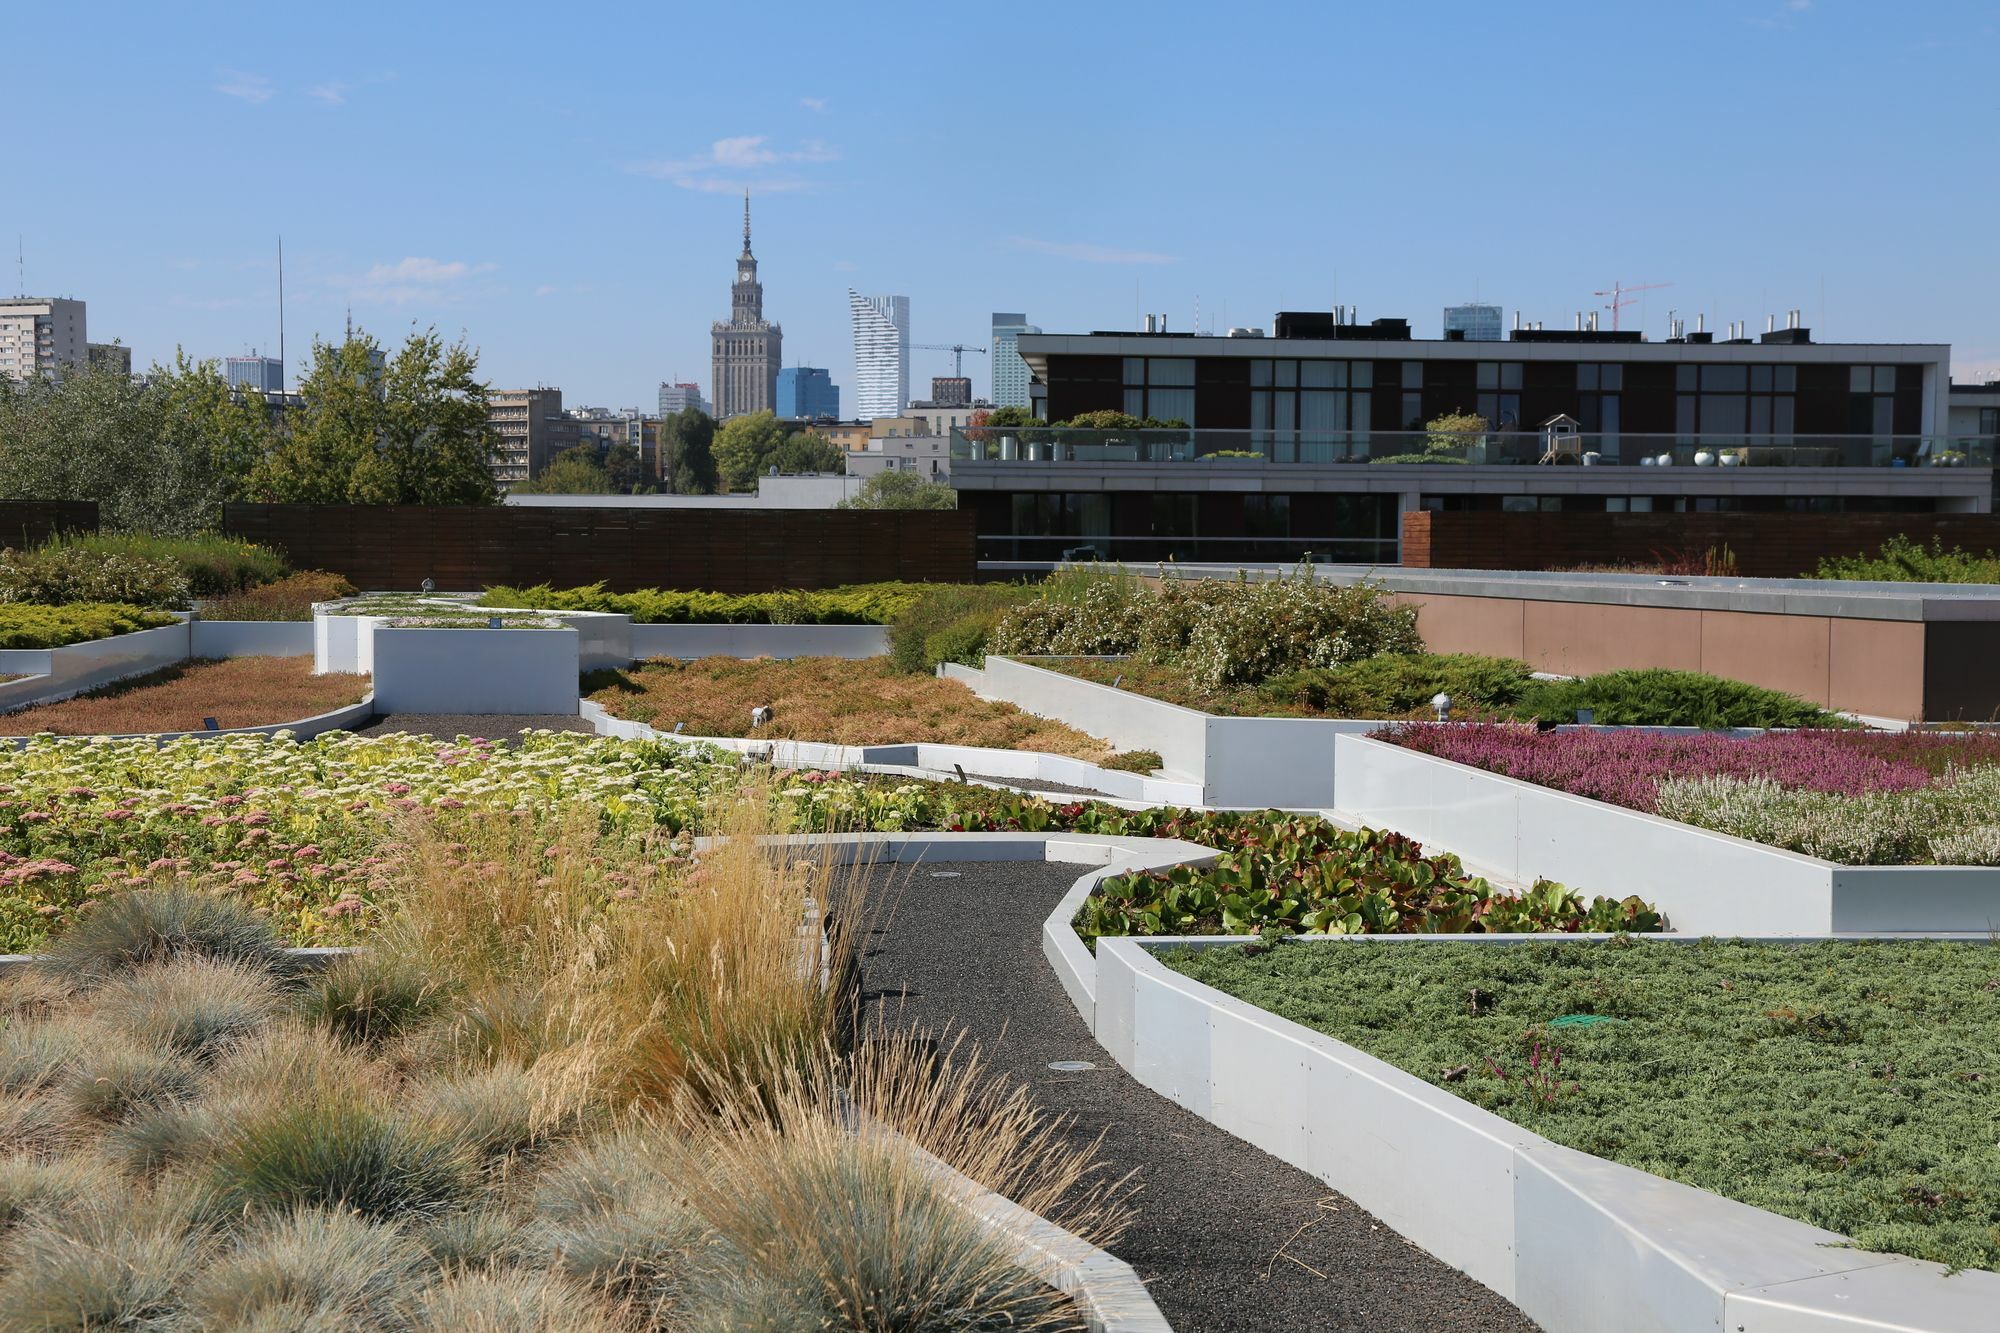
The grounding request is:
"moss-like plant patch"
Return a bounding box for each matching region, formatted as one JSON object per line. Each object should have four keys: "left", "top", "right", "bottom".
{"left": 1166, "top": 938, "right": 2000, "bottom": 1272}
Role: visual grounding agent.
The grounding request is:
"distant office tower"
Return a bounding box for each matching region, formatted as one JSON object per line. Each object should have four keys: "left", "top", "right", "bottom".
{"left": 711, "top": 194, "right": 782, "bottom": 417}
{"left": 658, "top": 382, "right": 709, "bottom": 417}
{"left": 929, "top": 376, "right": 971, "bottom": 407}
{"left": 1443, "top": 303, "right": 1503, "bottom": 342}
{"left": 990, "top": 312, "right": 1039, "bottom": 408}
{"left": 0, "top": 297, "right": 87, "bottom": 382}
{"left": 776, "top": 367, "right": 839, "bottom": 420}
{"left": 849, "top": 292, "right": 909, "bottom": 419}
{"left": 87, "top": 342, "right": 132, "bottom": 376}
{"left": 225, "top": 352, "right": 285, "bottom": 393}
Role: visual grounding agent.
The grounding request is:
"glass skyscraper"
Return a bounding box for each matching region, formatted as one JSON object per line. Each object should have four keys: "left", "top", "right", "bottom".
{"left": 990, "top": 312, "right": 1039, "bottom": 408}
{"left": 776, "top": 366, "right": 839, "bottom": 419}
{"left": 849, "top": 291, "right": 909, "bottom": 419}
{"left": 1442, "top": 303, "right": 1503, "bottom": 342}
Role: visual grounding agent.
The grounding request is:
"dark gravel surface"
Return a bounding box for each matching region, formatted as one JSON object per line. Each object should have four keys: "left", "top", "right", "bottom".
{"left": 856, "top": 860, "right": 1536, "bottom": 1333}
{"left": 351, "top": 714, "right": 597, "bottom": 741}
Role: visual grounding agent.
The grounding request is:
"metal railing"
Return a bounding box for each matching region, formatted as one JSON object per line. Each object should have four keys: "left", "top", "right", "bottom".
{"left": 950, "top": 428, "right": 1996, "bottom": 469}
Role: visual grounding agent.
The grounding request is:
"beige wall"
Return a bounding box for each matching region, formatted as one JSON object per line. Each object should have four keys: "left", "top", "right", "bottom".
{"left": 1393, "top": 591, "right": 1929, "bottom": 721}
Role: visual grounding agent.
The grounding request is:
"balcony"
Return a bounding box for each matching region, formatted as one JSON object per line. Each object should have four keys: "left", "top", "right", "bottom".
{"left": 950, "top": 428, "right": 1994, "bottom": 470}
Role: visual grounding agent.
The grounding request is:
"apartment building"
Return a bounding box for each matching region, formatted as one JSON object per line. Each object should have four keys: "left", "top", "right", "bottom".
{"left": 486, "top": 388, "right": 577, "bottom": 488}
{"left": 0, "top": 298, "right": 87, "bottom": 382}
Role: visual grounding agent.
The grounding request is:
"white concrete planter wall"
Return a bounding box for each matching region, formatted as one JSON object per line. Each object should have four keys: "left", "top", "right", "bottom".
{"left": 3, "top": 696, "right": 376, "bottom": 746}
{"left": 629, "top": 623, "right": 889, "bottom": 661}
{"left": 189, "top": 619, "right": 315, "bottom": 658}
{"left": 1090, "top": 935, "right": 1999, "bottom": 1332}
{"left": 0, "top": 622, "right": 192, "bottom": 712}
{"left": 580, "top": 701, "right": 1204, "bottom": 808}
{"left": 1331, "top": 733, "right": 2000, "bottom": 934}
{"left": 947, "top": 657, "right": 1387, "bottom": 809}
{"left": 371, "top": 627, "right": 580, "bottom": 715}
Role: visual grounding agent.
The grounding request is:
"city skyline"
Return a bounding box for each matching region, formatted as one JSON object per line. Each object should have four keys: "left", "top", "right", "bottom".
{"left": 7, "top": 1, "right": 1999, "bottom": 408}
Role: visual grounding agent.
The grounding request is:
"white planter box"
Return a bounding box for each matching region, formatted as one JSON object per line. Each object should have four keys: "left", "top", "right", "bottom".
{"left": 628, "top": 623, "right": 889, "bottom": 661}
{"left": 189, "top": 619, "right": 315, "bottom": 658}
{"left": 1089, "top": 936, "right": 2000, "bottom": 1332}
{"left": 948, "top": 657, "right": 1388, "bottom": 808}
{"left": 0, "top": 622, "right": 192, "bottom": 712}
{"left": 371, "top": 626, "right": 580, "bottom": 715}
{"left": 1331, "top": 733, "right": 2000, "bottom": 934}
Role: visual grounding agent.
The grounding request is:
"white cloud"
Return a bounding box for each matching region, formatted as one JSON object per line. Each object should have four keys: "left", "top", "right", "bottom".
{"left": 339, "top": 256, "right": 496, "bottom": 305}
{"left": 832, "top": 259, "right": 858, "bottom": 272}
{"left": 307, "top": 82, "right": 349, "bottom": 106}
{"left": 626, "top": 135, "right": 840, "bottom": 192}
{"left": 800, "top": 96, "right": 828, "bottom": 112}
{"left": 1006, "top": 236, "right": 1179, "bottom": 265}
{"left": 214, "top": 70, "right": 274, "bottom": 103}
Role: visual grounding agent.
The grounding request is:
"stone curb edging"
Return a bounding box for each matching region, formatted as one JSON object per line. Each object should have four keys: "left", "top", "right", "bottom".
{"left": 1331, "top": 731, "right": 2000, "bottom": 934}
{"left": 1086, "top": 933, "right": 2000, "bottom": 1333}
{"left": 0, "top": 695, "right": 378, "bottom": 748}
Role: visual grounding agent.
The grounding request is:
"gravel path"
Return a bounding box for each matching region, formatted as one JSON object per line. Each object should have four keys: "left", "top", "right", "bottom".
{"left": 855, "top": 860, "right": 1536, "bottom": 1333}
{"left": 351, "top": 713, "right": 597, "bottom": 741}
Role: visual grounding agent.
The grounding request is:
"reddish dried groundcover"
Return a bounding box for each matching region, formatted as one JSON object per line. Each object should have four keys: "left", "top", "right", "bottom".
{"left": 0, "top": 656, "right": 368, "bottom": 736}
{"left": 1382, "top": 724, "right": 2000, "bottom": 812}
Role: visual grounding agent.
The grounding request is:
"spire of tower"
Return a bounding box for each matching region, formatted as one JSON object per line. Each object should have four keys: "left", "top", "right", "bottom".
{"left": 742, "top": 191, "right": 752, "bottom": 255}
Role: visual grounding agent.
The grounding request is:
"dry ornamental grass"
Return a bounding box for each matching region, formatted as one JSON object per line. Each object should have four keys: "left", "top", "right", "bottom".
{"left": 0, "top": 656, "right": 368, "bottom": 736}
{"left": 586, "top": 657, "right": 1116, "bottom": 760}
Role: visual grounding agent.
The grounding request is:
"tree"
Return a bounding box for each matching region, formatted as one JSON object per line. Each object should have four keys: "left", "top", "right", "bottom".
{"left": 1425, "top": 410, "right": 1489, "bottom": 456}
{"left": 252, "top": 327, "right": 498, "bottom": 506}
{"left": 769, "top": 430, "right": 844, "bottom": 475}
{"left": 663, "top": 408, "right": 718, "bottom": 494}
{"left": 713, "top": 410, "right": 788, "bottom": 491}
{"left": 837, "top": 470, "right": 957, "bottom": 510}
{"left": 983, "top": 406, "right": 1043, "bottom": 430}
{"left": 603, "top": 441, "right": 646, "bottom": 492}
{"left": 0, "top": 354, "right": 269, "bottom": 534}
{"left": 513, "top": 445, "right": 613, "bottom": 494}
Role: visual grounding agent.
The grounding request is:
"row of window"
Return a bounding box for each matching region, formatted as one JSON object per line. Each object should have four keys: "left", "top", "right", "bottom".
{"left": 1007, "top": 493, "right": 1295, "bottom": 539}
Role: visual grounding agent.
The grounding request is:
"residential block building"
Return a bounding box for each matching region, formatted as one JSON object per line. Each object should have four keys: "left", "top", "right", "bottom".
{"left": 486, "top": 387, "right": 576, "bottom": 489}
{"left": 657, "top": 382, "right": 709, "bottom": 418}
{"left": 0, "top": 297, "right": 86, "bottom": 382}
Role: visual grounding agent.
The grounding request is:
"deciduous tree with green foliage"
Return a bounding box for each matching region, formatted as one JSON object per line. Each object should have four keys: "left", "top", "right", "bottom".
{"left": 513, "top": 445, "right": 614, "bottom": 494}
{"left": 836, "top": 470, "right": 957, "bottom": 510}
{"left": 663, "top": 408, "right": 719, "bottom": 495}
{"left": 769, "top": 430, "right": 844, "bottom": 476}
{"left": 250, "top": 328, "right": 497, "bottom": 505}
{"left": 0, "top": 355, "right": 267, "bottom": 534}
{"left": 713, "top": 410, "right": 788, "bottom": 491}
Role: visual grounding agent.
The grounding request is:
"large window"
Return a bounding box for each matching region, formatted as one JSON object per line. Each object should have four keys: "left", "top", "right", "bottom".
{"left": 1675, "top": 363, "right": 1795, "bottom": 442}
{"left": 1251, "top": 359, "right": 1372, "bottom": 460}
{"left": 1849, "top": 365, "right": 1899, "bottom": 438}
{"left": 1009, "top": 493, "right": 1109, "bottom": 540}
{"left": 1121, "top": 358, "right": 1195, "bottom": 425}
{"left": 1243, "top": 494, "right": 1290, "bottom": 538}
{"left": 1475, "top": 362, "right": 1521, "bottom": 429}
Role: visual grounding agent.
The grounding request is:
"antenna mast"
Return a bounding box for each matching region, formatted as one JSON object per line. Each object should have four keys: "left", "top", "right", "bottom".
{"left": 277, "top": 236, "right": 286, "bottom": 392}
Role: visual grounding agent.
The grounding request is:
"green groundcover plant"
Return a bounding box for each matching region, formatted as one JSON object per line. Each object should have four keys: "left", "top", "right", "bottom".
{"left": 0, "top": 733, "right": 1657, "bottom": 953}
{"left": 478, "top": 581, "right": 936, "bottom": 626}
{"left": 0, "top": 603, "right": 179, "bottom": 649}
{"left": 1168, "top": 937, "right": 2000, "bottom": 1273}
{"left": 1814, "top": 534, "right": 2000, "bottom": 584}
{"left": 1051, "top": 656, "right": 1843, "bottom": 729}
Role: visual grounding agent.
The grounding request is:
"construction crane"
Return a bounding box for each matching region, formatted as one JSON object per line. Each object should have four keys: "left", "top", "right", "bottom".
{"left": 1593, "top": 280, "right": 1672, "bottom": 332}
{"left": 911, "top": 343, "right": 988, "bottom": 378}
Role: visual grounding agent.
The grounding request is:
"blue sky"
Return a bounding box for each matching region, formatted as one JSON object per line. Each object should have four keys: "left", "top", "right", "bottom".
{"left": 11, "top": 0, "right": 1998, "bottom": 405}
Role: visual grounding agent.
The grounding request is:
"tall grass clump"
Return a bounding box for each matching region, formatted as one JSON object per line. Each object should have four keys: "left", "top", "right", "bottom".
{"left": 39, "top": 886, "right": 287, "bottom": 986}
{"left": 199, "top": 569, "right": 356, "bottom": 620}
{"left": 180, "top": 1207, "right": 430, "bottom": 1329}
{"left": 887, "top": 582, "right": 1037, "bottom": 672}
{"left": 46, "top": 532, "right": 289, "bottom": 595}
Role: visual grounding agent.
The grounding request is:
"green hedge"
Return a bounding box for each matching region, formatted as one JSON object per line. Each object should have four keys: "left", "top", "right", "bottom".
{"left": 0, "top": 603, "right": 180, "bottom": 649}
{"left": 1813, "top": 534, "right": 2000, "bottom": 584}
{"left": 477, "top": 581, "right": 935, "bottom": 625}
{"left": 1512, "top": 668, "right": 1842, "bottom": 729}
{"left": 50, "top": 534, "right": 289, "bottom": 596}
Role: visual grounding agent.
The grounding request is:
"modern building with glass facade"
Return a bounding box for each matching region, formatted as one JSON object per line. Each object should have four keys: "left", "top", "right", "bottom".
{"left": 990, "top": 312, "right": 1039, "bottom": 408}
{"left": 225, "top": 353, "right": 284, "bottom": 393}
{"left": 849, "top": 292, "right": 909, "bottom": 419}
{"left": 776, "top": 366, "right": 839, "bottom": 420}
{"left": 949, "top": 310, "right": 1985, "bottom": 565}
{"left": 1442, "top": 303, "right": 1503, "bottom": 342}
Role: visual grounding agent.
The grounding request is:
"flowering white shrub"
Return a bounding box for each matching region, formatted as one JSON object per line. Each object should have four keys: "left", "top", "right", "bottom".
{"left": 1653, "top": 767, "right": 2000, "bottom": 865}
